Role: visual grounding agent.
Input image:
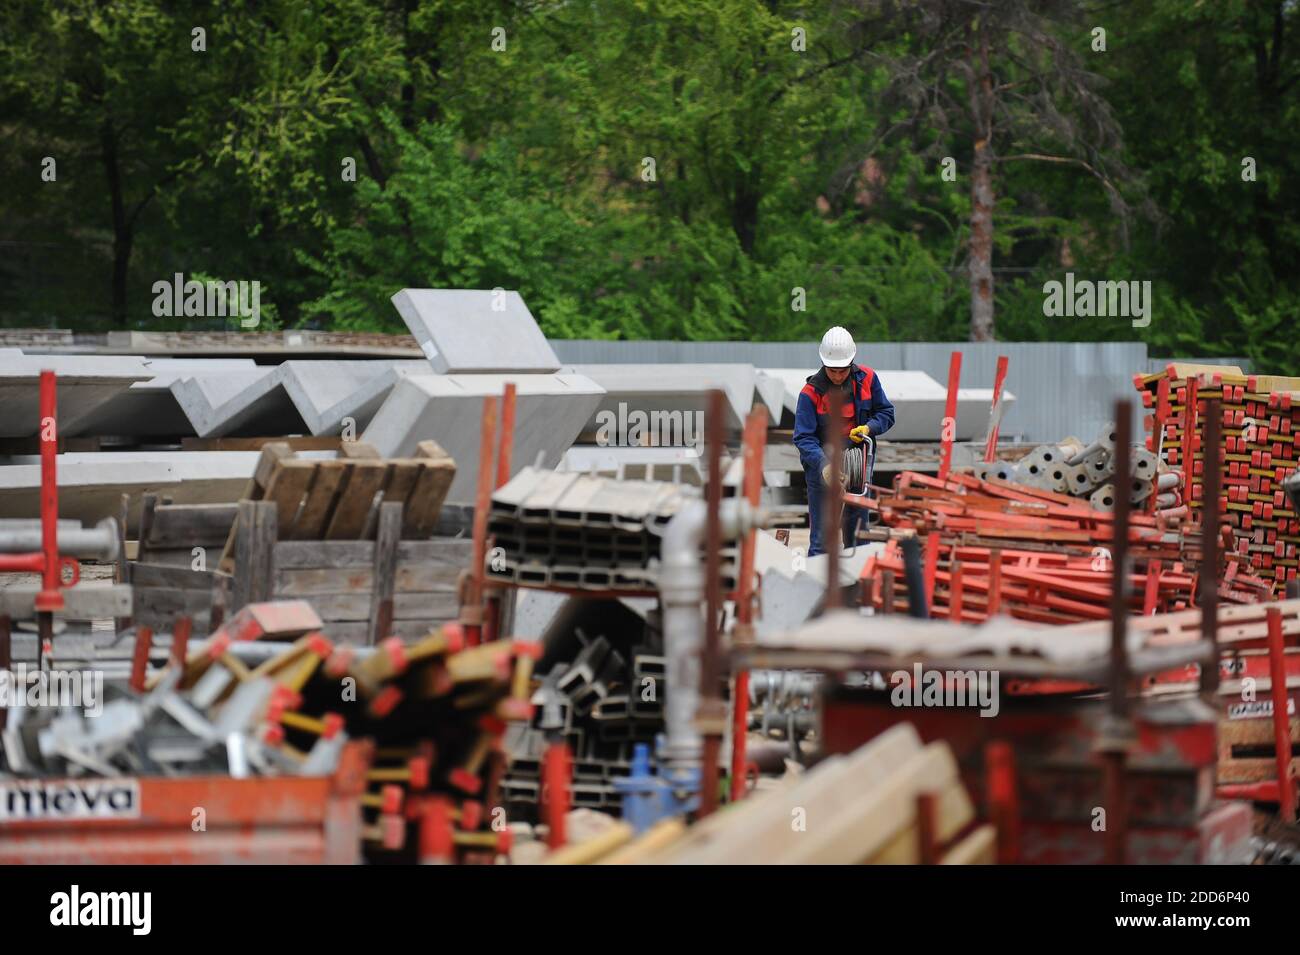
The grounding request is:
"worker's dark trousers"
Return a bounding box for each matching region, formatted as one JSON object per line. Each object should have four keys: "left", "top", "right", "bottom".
{"left": 804, "top": 461, "right": 859, "bottom": 557}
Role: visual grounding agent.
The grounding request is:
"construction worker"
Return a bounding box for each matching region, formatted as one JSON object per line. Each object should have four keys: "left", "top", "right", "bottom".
{"left": 794, "top": 326, "right": 895, "bottom": 557}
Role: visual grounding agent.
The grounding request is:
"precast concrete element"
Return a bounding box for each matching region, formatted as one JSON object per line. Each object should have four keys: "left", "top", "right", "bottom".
{"left": 570, "top": 363, "right": 757, "bottom": 437}
{"left": 0, "top": 354, "right": 151, "bottom": 437}
{"left": 275, "top": 359, "right": 430, "bottom": 435}
{"left": 761, "top": 367, "right": 1016, "bottom": 441}
{"left": 65, "top": 358, "right": 259, "bottom": 437}
{"left": 361, "top": 373, "right": 604, "bottom": 504}
{"left": 391, "top": 288, "right": 561, "bottom": 373}
{"left": 170, "top": 367, "right": 304, "bottom": 437}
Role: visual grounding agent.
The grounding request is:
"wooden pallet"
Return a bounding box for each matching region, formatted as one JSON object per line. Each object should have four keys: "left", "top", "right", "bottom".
{"left": 218, "top": 440, "right": 455, "bottom": 573}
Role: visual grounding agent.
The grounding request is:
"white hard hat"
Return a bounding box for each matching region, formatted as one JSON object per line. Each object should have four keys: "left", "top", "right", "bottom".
{"left": 818, "top": 326, "right": 856, "bottom": 368}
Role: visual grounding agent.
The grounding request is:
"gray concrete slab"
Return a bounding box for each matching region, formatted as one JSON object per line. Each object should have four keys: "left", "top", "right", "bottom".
{"left": 391, "top": 288, "right": 561, "bottom": 373}
{"left": 760, "top": 368, "right": 1015, "bottom": 441}
{"left": 65, "top": 358, "right": 259, "bottom": 437}
{"left": 569, "top": 363, "right": 757, "bottom": 436}
{"left": 557, "top": 446, "right": 704, "bottom": 485}
{"left": 0, "top": 450, "right": 333, "bottom": 531}
{"left": 362, "top": 373, "right": 605, "bottom": 504}
{"left": 170, "top": 366, "right": 306, "bottom": 437}
{"left": 277, "top": 359, "right": 430, "bottom": 435}
{"left": 0, "top": 355, "right": 151, "bottom": 437}
{"left": 754, "top": 371, "right": 786, "bottom": 425}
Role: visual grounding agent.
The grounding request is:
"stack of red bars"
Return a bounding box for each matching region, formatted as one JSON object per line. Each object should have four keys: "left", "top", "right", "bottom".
{"left": 1135, "top": 363, "right": 1300, "bottom": 592}
{"left": 856, "top": 470, "right": 1272, "bottom": 624}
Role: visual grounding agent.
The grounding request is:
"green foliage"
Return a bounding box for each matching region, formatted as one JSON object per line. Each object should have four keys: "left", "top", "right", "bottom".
{"left": 2, "top": 0, "right": 1298, "bottom": 372}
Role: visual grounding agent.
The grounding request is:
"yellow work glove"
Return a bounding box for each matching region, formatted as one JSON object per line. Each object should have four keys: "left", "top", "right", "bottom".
{"left": 849, "top": 424, "right": 871, "bottom": 444}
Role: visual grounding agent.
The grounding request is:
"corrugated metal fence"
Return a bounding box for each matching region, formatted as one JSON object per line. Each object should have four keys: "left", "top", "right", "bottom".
{"left": 551, "top": 340, "right": 1250, "bottom": 443}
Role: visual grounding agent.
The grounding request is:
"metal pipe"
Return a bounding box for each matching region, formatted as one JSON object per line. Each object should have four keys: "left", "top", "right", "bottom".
{"left": 0, "top": 518, "right": 120, "bottom": 560}
{"left": 699, "top": 389, "right": 726, "bottom": 818}
{"left": 660, "top": 496, "right": 764, "bottom": 778}
{"left": 38, "top": 370, "right": 60, "bottom": 606}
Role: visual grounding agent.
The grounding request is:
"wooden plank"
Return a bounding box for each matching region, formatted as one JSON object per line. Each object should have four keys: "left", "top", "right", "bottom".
{"left": 137, "top": 493, "right": 159, "bottom": 563}
{"left": 380, "top": 461, "right": 423, "bottom": 509}
{"left": 146, "top": 503, "right": 238, "bottom": 548}
{"left": 940, "top": 824, "right": 997, "bottom": 865}
{"left": 219, "top": 442, "right": 292, "bottom": 572}
{"left": 130, "top": 563, "right": 216, "bottom": 590}
{"left": 292, "top": 465, "right": 346, "bottom": 540}
{"left": 232, "top": 500, "right": 277, "bottom": 612}
{"left": 274, "top": 540, "right": 373, "bottom": 569}
{"left": 397, "top": 539, "right": 473, "bottom": 562}
{"left": 263, "top": 459, "right": 317, "bottom": 538}
{"left": 276, "top": 566, "right": 375, "bottom": 596}
{"left": 318, "top": 619, "right": 439, "bottom": 645}
{"left": 324, "top": 461, "right": 387, "bottom": 539}
{"left": 181, "top": 435, "right": 343, "bottom": 452}
{"left": 294, "top": 591, "right": 460, "bottom": 623}
{"left": 339, "top": 441, "right": 381, "bottom": 459}
{"left": 369, "top": 502, "right": 403, "bottom": 644}
{"left": 402, "top": 459, "right": 456, "bottom": 538}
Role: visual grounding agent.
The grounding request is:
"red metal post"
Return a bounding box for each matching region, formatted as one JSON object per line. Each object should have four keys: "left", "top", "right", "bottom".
{"left": 949, "top": 560, "right": 964, "bottom": 623}
{"left": 731, "top": 408, "right": 766, "bottom": 802}
{"left": 1266, "top": 606, "right": 1296, "bottom": 822}
{"left": 542, "top": 740, "right": 572, "bottom": 849}
{"left": 36, "top": 370, "right": 62, "bottom": 611}
{"left": 987, "top": 548, "right": 1002, "bottom": 617}
{"left": 938, "top": 351, "right": 962, "bottom": 480}
{"left": 985, "top": 741, "right": 1021, "bottom": 864}
{"left": 983, "top": 355, "right": 1009, "bottom": 462}
{"left": 464, "top": 396, "right": 498, "bottom": 647}
{"left": 129, "top": 626, "right": 154, "bottom": 693}
{"left": 170, "top": 615, "right": 192, "bottom": 668}
{"left": 495, "top": 382, "right": 517, "bottom": 489}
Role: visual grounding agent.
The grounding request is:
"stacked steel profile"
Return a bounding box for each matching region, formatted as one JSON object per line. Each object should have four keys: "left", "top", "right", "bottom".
{"left": 486, "top": 466, "right": 738, "bottom": 592}
{"left": 1135, "top": 363, "right": 1300, "bottom": 591}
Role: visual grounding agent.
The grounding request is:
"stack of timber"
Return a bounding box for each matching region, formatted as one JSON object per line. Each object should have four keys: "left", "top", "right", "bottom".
{"left": 538, "top": 724, "right": 994, "bottom": 864}
{"left": 129, "top": 441, "right": 464, "bottom": 642}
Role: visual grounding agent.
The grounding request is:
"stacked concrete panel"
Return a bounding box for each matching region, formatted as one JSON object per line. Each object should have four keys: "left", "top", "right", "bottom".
{"left": 361, "top": 373, "right": 604, "bottom": 504}
{"left": 0, "top": 354, "right": 150, "bottom": 437}
{"left": 65, "top": 358, "right": 258, "bottom": 437}
{"left": 571, "top": 363, "right": 757, "bottom": 436}
{"left": 391, "top": 288, "right": 562, "bottom": 373}
{"left": 761, "top": 368, "right": 1016, "bottom": 441}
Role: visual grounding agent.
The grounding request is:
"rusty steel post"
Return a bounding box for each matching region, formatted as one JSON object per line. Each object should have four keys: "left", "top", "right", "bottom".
{"left": 982, "top": 355, "right": 1009, "bottom": 462}
{"left": 1101, "top": 399, "right": 1134, "bottom": 865}
{"left": 1266, "top": 607, "right": 1296, "bottom": 822}
{"left": 730, "top": 408, "right": 766, "bottom": 802}
{"left": 464, "top": 396, "right": 498, "bottom": 647}
{"left": 985, "top": 741, "right": 1021, "bottom": 864}
{"left": 938, "top": 351, "right": 962, "bottom": 480}
{"left": 1199, "top": 397, "right": 1222, "bottom": 698}
{"left": 484, "top": 383, "right": 518, "bottom": 644}
{"left": 699, "top": 389, "right": 727, "bottom": 817}
{"left": 824, "top": 386, "right": 844, "bottom": 610}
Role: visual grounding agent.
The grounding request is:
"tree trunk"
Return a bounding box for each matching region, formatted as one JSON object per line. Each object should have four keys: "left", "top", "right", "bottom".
{"left": 969, "top": 140, "right": 995, "bottom": 341}
{"left": 100, "top": 122, "right": 131, "bottom": 327}
{"left": 967, "top": 20, "right": 996, "bottom": 342}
